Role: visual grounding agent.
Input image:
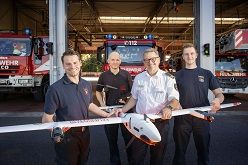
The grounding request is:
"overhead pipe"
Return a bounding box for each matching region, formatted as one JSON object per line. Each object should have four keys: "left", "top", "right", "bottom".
{"left": 68, "top": 22, "right": 92, "bottom": 46}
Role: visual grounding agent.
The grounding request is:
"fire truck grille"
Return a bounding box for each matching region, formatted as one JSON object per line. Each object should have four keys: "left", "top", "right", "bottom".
{"left": 218, "top": 77, "right": 248, "bottom": 89}
{"left": 0, "top": 66, "right": 20, "bottom": 74}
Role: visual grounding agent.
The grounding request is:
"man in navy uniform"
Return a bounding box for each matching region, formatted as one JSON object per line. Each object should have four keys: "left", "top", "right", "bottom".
{"left": 173, "top": 43, "right": 224, "bottom": 165}
{"left": 42, "top": 49, "right": 112, "bottom": 165}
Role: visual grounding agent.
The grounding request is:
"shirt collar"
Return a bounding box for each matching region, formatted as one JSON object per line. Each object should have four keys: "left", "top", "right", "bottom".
{"left": 63, "top": 74, "right": 81, "bottom": 85}
{"left": 145, "top": 69, "right": 162, "bottom": 78}
{"left": 108, "top": 69, "right": 121, "bottom": 76}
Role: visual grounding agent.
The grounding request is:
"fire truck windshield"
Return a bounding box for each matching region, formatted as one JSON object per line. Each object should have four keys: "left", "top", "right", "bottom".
{"left": 215, "top": 56, "right": 248, "bottom": 72}
{"left": 0, "top": 38, "right": 31, "bottom": 56}
{"left": 107, "top": 45, "right": 151, "bottom": 64}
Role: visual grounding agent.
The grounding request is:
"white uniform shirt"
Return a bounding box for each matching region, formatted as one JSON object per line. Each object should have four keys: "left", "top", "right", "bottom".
{"left": 131, "top": 69, "right": 179, "bottom": 114}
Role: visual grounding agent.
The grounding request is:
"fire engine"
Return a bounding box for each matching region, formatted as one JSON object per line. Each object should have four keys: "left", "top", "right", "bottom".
{"left": 97, "top": 34, "right": 165, "bottom": 77}
{"left": 215, "top": 52, "right": 248, "bottom": 94}
{"left": 166, "top": 29, "right": 248, "bottom": 94}
{"left": 0, "top": 33, "right": 50, "bottom": 101}
{"left": 216, "top": 29, "right": 248, "bottom": 94}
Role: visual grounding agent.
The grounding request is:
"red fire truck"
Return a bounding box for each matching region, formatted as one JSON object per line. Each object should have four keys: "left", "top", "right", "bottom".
{"left": 97, "top": 34, "right": 165, "bottom": 77}
{"left": 166, "top": 29, "right": 248, "bottom": 94}
{"left": 215, "top": 52, "right": 248, "bottom": 94}
{"left": 0, "top": 33, "right": 50, "bottom": 101}
{"left": 216, "top": 29, "right": 248, "bottom": 94}
{"left": 167, "top": 51, "right": 248, "bottom": 94}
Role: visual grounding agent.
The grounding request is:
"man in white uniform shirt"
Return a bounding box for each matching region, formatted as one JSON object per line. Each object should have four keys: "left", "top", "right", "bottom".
{"left": 117, "top": 48, "right": 180, "bottom": 165}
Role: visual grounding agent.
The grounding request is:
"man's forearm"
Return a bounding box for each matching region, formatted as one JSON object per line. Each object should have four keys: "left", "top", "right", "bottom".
{"left": 89, "top": 103, "right": 110, "bottom": 117}
{"left": 42, "top": 113, "right": 54, "bottom": 123}
{"left": 167, "top": 99, "right": 181, "bottom": 110}
{"left": 95, "top": 91, "right": 105, "bottom": 106}
{"left": 122, "top": 96, "right": 136, "bottom": 113}
{"left": 215, "top": 93, "right": 224, "bottom": 104}
{"left": 213, "top": 88, "right": 224, "bottom": 104}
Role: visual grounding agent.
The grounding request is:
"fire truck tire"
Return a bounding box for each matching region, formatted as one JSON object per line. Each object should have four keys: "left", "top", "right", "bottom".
{"left": 0, "top": 93, "right": 8, "bottom": 102}
{"left": 33, "top": 78, "right": 49, "bottom": 102}
{"left": 33, "top": 87, "right": 44, "bottom": 102}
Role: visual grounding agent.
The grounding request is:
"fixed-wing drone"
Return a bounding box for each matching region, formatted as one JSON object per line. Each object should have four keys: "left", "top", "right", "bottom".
{"left": 0, "top": 102, "right": 241, "bottom": 145}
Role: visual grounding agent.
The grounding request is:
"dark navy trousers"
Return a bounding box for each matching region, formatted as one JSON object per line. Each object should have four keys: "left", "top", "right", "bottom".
{"left": 173, "top": 115, "right": 210, "bottom": 165}
{"left": 127, "top": 120, "right": 170, "bottom": 165}
{"left": 104, "top": 123, "right": 132, "bottom": 165}
{"left": 54, "top": 127, "right": 90, "bottom": 165}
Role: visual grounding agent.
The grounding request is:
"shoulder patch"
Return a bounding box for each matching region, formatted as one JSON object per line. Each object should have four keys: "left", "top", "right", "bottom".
{"left": 163, "top": 71, "right": 175, "bottom": 79}
{"left": 174, "top": 83, "right": 178, "bottom": 91}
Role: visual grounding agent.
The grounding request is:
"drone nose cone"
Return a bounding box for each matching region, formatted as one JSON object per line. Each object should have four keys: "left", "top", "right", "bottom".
{"left": 140, "top": 135, "right": 156, "bottom": 145}
{"left": 152, "top": 131, "right": 161, "bottom": 142}
{"left": 140, "top": 133, "right": 161, "bottom": 145}
{"left": 156, "top": 134, "right": 161, "bottom": 142}
{"left": 140, "top": 127, "right": 161, "bottom": 145}
{"left": 148, "top": 124, "right": 161, "bottom": 142}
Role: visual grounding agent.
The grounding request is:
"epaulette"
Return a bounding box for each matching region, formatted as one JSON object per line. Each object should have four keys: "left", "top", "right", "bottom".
{"left": 163, "top": 70, "right": 175, "bottom": 79}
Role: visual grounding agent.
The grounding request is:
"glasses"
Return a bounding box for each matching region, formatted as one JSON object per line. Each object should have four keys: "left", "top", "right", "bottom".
{"left": 143, "top": 57, "right": 160, "bottom": 63}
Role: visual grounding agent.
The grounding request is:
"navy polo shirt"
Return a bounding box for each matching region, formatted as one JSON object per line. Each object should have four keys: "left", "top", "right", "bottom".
{"left": 175, "top": 67, "right": 220, "bottom": 109}
{"left": 96, "top": 69, "right": 132, "bottom": 106}
{"left": 44, "top": 74, "right": 93, "bottom": 121}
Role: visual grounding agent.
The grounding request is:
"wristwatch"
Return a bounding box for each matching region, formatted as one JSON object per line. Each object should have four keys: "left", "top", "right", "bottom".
{"left": 166, "top": 105, "right": 174, "bottom": 111}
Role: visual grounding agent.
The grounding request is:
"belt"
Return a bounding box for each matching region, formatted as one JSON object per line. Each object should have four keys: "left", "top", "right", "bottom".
{"left": 154, "top": 118, "right": 169, "bottom": 123}
{"left": 69, "top": 127, "right": 86, "bottom": 133}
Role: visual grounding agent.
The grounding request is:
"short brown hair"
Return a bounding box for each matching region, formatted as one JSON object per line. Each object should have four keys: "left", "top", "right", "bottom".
{"left": 61, "top": 49, "right": 81, "bottom": 63}
{"left": 182, "top": 43, "right": 197, "bottom": 53}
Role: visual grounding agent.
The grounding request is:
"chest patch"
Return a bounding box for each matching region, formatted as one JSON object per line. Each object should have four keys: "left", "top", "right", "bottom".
{"left": 119, "top": 84, "right": 126, "bottom": 91}
{"left": 198, "top": 75, "right": 205, "bottom": 82}
{"left": 83, "top": 88, "right": 89, "bottom": 95}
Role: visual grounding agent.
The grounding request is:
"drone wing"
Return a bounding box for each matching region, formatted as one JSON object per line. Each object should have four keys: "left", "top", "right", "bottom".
{"left": 0, "top": 102, "right": 240, "bottom": 133}
{"left": 147, "top": 102, "right": 241, "bottom": 120}
{"left": 0, "top": 117, "right": 129, "bottom": 134}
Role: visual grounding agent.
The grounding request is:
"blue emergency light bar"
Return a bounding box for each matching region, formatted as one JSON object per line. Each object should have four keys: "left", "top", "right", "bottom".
{"left": 145, "top": 34, "right": 154, "bottom": 39}
{"left": 105, "top": 34, "right": 154, "bottom": 40}
{"left": 23, "top": 28, "right": 32, "bottom": 36}
{"left": 105, "top": 34, "right": 117, "bottom": 39}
